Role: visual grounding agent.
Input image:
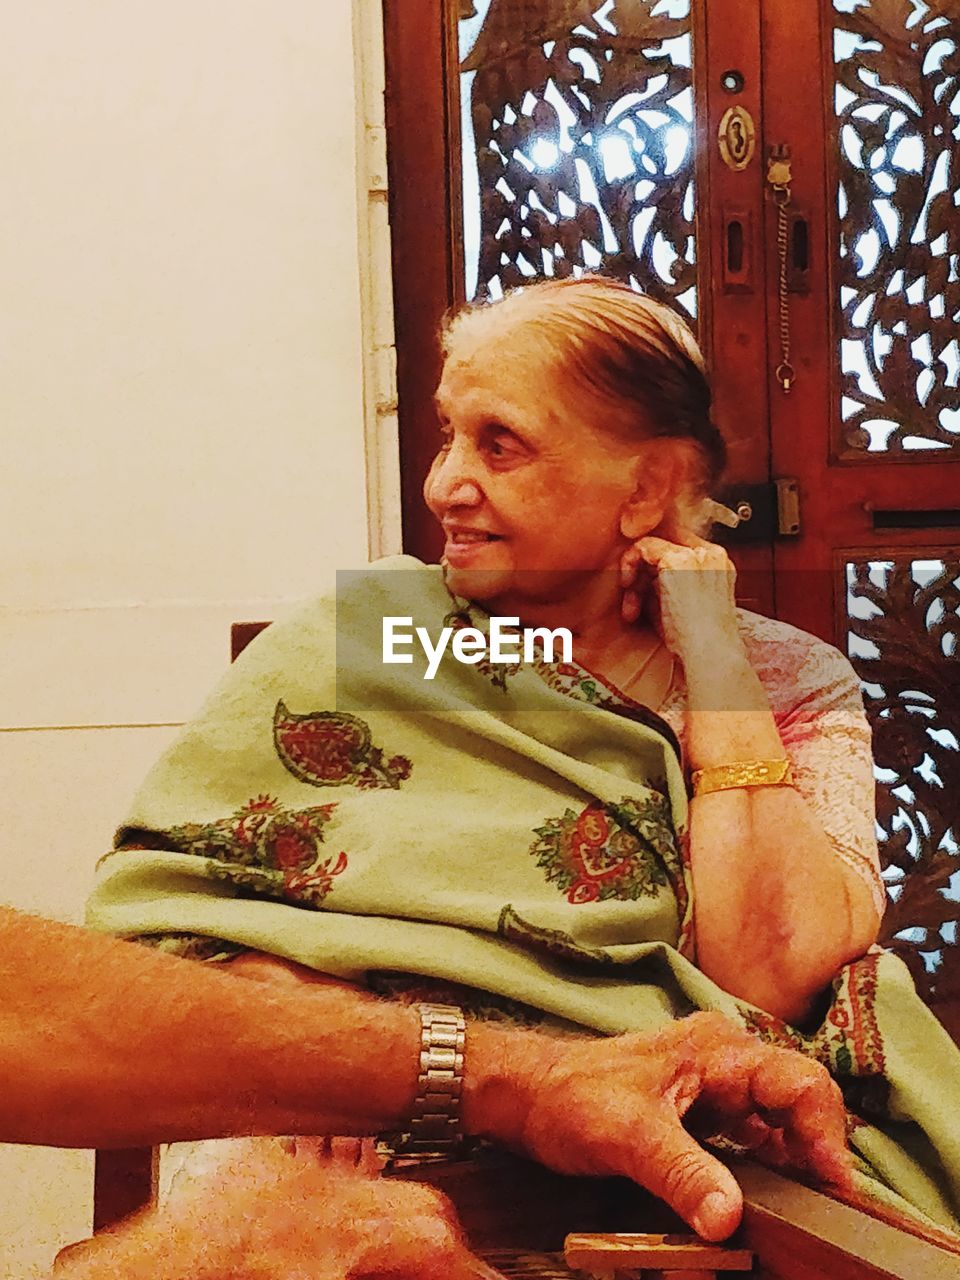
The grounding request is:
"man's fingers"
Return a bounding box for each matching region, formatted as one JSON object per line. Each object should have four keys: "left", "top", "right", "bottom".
{"left": 363, "top": 1203, "right": 504, "bottom": 1280}
{"left": 414, "top": 1234, "right": 508, "bottom": 1280}
{"left": 749, "top": 1054, "right": 852, "bottom": 1186}
{"left": 633, "top": 1119, "right": 744, "bottom": 1242}
{"left": 713, "top": 1112, "right": 776, "bottom": 1154}
{"left": 673, "top": 1015, "right": 851, "bottom": 1189}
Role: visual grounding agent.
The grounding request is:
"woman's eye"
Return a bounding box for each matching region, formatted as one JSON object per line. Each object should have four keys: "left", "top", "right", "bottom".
{"left": 485, "top": 427, "right": 522, "bottom": 461}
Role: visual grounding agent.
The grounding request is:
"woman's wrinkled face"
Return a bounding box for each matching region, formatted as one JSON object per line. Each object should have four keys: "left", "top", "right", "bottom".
{"left": 424, "top": 323, "right": 647, "bottom": 612}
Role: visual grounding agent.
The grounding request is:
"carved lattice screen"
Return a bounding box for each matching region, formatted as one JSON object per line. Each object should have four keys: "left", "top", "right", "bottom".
{"left": 847, "top": 557, "right": 960, "bottom": 1026}
{"left": 831, "top": 0, "right": 960, "bottom": 457}
{"left": 458, "top": 0, "right": 697, "bottom": 314}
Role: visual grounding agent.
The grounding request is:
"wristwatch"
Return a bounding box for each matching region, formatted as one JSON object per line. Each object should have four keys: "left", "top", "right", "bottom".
{"left": 380, "top": 1002, "right": 466, "bottom": 1163}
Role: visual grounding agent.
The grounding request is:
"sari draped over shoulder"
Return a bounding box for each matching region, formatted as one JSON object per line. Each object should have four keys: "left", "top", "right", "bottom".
{"left": 88, "top": 556, "right": 960, "bottom": 1236}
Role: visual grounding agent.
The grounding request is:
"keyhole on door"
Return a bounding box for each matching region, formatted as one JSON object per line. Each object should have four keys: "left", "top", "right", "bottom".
{"left": 730, "top": 118, "right": 746, "bottom": 160}
{"left": 727, "top": 219, "right": 744, "bottom": 273}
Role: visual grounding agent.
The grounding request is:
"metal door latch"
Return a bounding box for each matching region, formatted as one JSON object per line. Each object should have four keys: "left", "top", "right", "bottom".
{"left": 715, "top": 478, "right": 801, "bottom": 542}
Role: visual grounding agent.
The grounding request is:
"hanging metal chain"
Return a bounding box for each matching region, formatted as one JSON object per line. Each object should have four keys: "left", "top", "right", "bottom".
{"left": 767, "top": 145, "right": 795, "bottom": 394}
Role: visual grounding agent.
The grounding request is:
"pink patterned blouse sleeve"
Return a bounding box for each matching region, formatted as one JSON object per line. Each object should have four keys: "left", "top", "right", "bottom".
{"left": 659, "top": 610, "right": 886, "bottom": 919}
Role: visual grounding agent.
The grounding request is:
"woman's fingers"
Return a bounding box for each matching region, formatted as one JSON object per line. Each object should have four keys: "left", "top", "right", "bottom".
{"left": 620, "top": 541, "right": 651, "bottom": 586}
{"left": 656, "top": 515, "right": 712, "bottom": 550}
{"left": 621, "top": 588, "right": 642, "bottom": 622}
{"left": 623, "top": 536, "right": 732, "bottom": 573}
{"left": 620, "top": 537, "right": 679, "bottom": 582}
{"left": 620, "top": 537, "right": 690, "bottom": 586}
{"left": 620, "top": 537, "right": 733, "bottom": 603}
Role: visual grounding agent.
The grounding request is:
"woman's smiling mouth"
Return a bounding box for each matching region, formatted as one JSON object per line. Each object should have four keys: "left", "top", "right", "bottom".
{"left": 443, "top": 529, "right": 505, "bottom": 564}
{"left": 446, "top": 529, "right": 502, "bottom": 544}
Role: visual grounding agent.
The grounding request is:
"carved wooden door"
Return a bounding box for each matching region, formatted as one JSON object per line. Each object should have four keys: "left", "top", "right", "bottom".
{"left": 383, "top": 0, "right": 960, "bottom": 1023}
{"left": 759, "top": 2, "right": 960, "bottom": 1030}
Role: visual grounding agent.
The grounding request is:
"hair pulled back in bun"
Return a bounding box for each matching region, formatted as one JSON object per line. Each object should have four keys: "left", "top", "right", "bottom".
{"left": 443, "top": 275, "right": 727, "bottom": 529}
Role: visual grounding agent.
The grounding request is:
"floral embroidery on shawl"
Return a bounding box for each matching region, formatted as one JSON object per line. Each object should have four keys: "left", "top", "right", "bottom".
{"left": 827, "top": 950, "right": 887, "bottom": 1076}
{"left": 529, "top": 795, "right": 679, "bottom": 905}
{"left": 441, "top": 608, "right": 521, "bottom": 693}
{"left": 532, "top": 658, "right": 684, "bottom": 774}
{"left": 439, "top": 595, "right": 683, "bottom": 766}
{"left": 533, "top": 659, "right": 604, "bottom": 705}
{"left": 273, "top": 702, "right": 412, "bottom": 789}
{"left": 526, "top": 657, "right": 690, "bottom": 934}
{"left": 740, "top": 951, "right": 889, "bottom": 1117}
{"left": 674, "top": 826, "right": 695, "bottom": 961}
{"left": 131, "top": 796, "right": 349, "bottom": 909}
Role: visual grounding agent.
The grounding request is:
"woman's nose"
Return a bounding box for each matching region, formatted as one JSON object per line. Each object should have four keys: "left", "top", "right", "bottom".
{"left": 425, "top": 443, "right": 483, "bottom": 510}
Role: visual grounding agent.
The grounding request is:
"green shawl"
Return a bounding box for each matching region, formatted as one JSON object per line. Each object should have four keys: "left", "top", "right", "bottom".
{"left": 88, "top": 556, "right": 960, "bottom": 1234}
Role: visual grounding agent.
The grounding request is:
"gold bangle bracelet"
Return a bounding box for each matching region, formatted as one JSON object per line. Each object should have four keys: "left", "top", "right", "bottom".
{"left": 691, "top": 758, "right": 794, "bottom": 796}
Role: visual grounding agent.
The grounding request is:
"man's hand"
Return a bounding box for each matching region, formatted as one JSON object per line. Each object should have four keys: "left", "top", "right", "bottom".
{"left": 468, "top": 1011, "right": 852, "bottom": 1243}
{"left": 53, "top": 1141, "right": 499, "bottom": 1280}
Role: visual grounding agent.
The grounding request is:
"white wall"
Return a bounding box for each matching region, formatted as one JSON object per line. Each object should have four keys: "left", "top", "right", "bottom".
{"left": 0, "top": 1, "right": 396, "bottom": 1273}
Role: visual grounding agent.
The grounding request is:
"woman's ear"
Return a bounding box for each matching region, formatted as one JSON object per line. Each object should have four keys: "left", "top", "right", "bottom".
{"left": 619, "top": 445, "right": 683, "bottom": 540}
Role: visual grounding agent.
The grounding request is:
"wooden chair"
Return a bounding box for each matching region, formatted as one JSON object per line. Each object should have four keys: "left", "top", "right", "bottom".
{"left": 92, "top": 622, "right": 270, "bottom": 1230}
{"left": 561, "top": 1162, "right": 960, "bottom": 1280}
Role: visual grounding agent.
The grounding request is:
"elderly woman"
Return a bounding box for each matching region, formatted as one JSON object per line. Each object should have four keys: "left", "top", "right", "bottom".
{"left": 88, "top": 276, "right": 960, "bottom": 1243}
{"left": 427, "top": 277, "right": 882, "bottom": 1024}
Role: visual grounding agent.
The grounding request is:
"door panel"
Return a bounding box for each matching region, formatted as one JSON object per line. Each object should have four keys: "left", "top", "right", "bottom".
{"left": 384, "top": 0, "right": 457, "bottom": 559}
{"left": 763, "top": 0, "right": 960, "bottom": 1009}
{"left": 763, "top": 0, "right": 960, "bottom": 637}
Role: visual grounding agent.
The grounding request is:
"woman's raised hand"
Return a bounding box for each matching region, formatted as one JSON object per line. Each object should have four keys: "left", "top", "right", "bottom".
{"left": 620, "top": 522, "right": 740, "bottom": 664}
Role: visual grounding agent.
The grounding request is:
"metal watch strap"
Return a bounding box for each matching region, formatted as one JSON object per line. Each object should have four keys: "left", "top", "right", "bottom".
{"left": 385, "top": 1002, "right": 466, "bottom": 1161}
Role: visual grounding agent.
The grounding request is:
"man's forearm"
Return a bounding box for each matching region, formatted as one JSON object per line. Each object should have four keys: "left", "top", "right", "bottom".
{"left": 0, "top": 909, "right": 425, "bottom": 1146}
{"left": 0, "top": 908, "right": 548, "bottom": 1150}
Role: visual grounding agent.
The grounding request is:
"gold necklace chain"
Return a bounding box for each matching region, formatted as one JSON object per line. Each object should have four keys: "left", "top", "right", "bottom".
{"left": 620, "top": 637, "right": 667, "bottom": 698}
